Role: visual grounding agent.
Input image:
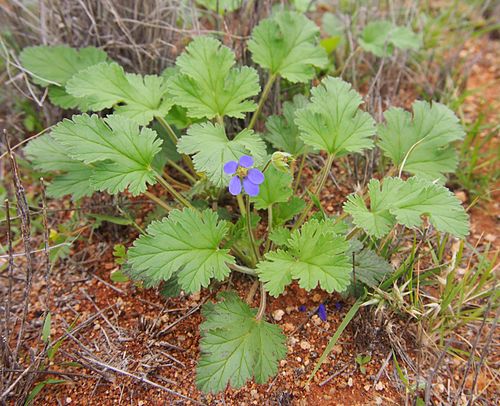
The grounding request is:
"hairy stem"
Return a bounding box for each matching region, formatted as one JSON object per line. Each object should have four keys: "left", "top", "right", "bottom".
{"left": 264, "top": 204, "right": 273, "bottom": 253}
{"left": 155, "top": 116, "right": 198, "bottom": 177}
{"left": 166, "top": 160, "right": 196, "bottom": 184}
{"left": 237, "top": 194, "right": 259, "bottom": 265}
{"left": 154, "top": 172, "right": 194, "bottom": 209}
{"left": 143, "top": 190, "right": 172, "bottom": 212}
{"left": 293, "top": 153, "right": 335, "bottom": 231}
{"left": 248, "top": 74, "right": 277, "bottom": 130}
{"left": 255, "top": 283, "right": 267, "bottom": 321}
{"left": 293, "top": 154, "right": 306, "bottom": 193}
{"left": 228, "top": 263, "right": 257, "bottom": 276}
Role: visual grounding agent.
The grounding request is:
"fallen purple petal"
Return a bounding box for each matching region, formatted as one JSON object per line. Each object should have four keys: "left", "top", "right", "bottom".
{"left": 317, "top": 304, "right": 327, "bottom": 321}
{"left": 298, "top": 305, "right": 306, "bottom": 312}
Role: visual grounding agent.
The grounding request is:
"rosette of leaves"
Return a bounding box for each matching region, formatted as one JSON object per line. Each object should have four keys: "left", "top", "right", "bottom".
{"left": 248, "top": 11, "right": 328, "bottom": 83}
{"left": 358, "top": 21, "right": 421, "bottom": 57}
{"left": 377, "top": 100, "right": 465, "bottom": 181}
{"left": 19, "top": 45, "right": 108, "bottom": 109}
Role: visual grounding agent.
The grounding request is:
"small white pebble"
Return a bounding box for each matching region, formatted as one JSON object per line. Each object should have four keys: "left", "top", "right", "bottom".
{"left": 272, "top": 309, "right": 285, "bottom": 321}
{"left": 300, "top": 340, "right": 311, "bottom": 350}
{"left": 348, "top": 377, "right": 353, "bottom": 387}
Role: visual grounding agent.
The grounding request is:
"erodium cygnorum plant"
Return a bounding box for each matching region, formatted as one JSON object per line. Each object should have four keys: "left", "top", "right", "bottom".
{"left": 21, "top": 10, "right": 469, "bottom": 394}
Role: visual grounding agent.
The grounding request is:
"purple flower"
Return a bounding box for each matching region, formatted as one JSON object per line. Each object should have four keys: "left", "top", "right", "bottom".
{"left": 317, "top": 304, "right": 327, "bottom": 321}
{"left": 298, "top": 305, "right": 307, "bottom": 312}
{"left": 224, "top": 155, "right": 265, "bottom": 197}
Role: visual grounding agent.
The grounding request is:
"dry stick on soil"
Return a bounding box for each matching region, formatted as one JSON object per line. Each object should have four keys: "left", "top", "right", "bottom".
{"left": 81, "top": 356, "right": 205, "bottom": 405}
{"left": 424, "top": 341, "right": 451, "bottom": 405}
{"left": 40, "top": 178, "right": 51, "bottom": 316}
{"left": 454, "top": 295, "right": 495, "bottom": 403}
{"left": 4, "top": 131, "right": 34, "bottom": 362}
{"left": 319, "top": 362, "right": 350, "bottom": 387}
{"left": 1, "top": 199, "right": 15, "bottom": 393}
{"left": 467, "top": 305, "right": 499, "bottom": 405}
{"left": 154, "top": 301, "right": 205, "bottom": 338}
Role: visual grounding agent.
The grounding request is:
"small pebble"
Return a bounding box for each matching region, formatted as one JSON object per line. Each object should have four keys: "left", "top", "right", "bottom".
{"left": 273, "top": 309, "right": 285, "bottom": 321}
{"left": 312, "top": 315, "right": 321, "bottom": 326}
{"left": 332, "top": 344, "right": 342, "bottom": 355}
{"left": 375, "top": 381, "right": 385, "bottom": 391}
{"left": 348, "top": 377, "right": 353, "bottom": 387}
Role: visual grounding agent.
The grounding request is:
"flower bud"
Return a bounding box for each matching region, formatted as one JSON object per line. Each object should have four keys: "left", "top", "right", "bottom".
{"left": 271, "top": 151, "right": 294, "bottom": 172}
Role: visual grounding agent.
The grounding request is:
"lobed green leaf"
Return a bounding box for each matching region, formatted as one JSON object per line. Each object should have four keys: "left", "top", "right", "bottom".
{"left": 167, "top": 36, "right": 260, "bottom": 119}
{"left": 50, "top": 114, "right": 162, "bottom": 195}
{"left": 66, "top": 62, "right": 172, "bottom": 125}
{"left": 177, "top": 122, "right": 266, "bottom": 186}
{"left": 128, "top": 208, "right": 235, "bottom": 293}
{"left": 248, "top": 11, "right": 328, "bottom": 83}
{"left": 344, "top": 177, "right": 469, "bottom": 238}
{"left": 257, "top": 220, "right": 352, "bottom": 296}
{"left": 197, "top": 292, "right": 286, "bottom": 393}
{"left": 295, "top": 76, "right": 376, "bottom": 156}
{"left": 378, "top": 101, "right": 465, "bottom": 181}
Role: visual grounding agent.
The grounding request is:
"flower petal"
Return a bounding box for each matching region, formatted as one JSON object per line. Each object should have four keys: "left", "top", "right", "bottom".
{"left": 223, "top": 161, "right": 238, "bottom": 175}
{"left": 317, "top": 304, "right": 327, "bottom": 321}
{"left": 247, "top": 168, "right": 265, "bottom": 185}
{"left": 238, "top": 155, "right": 254, "bottom": 168}
{"left": 243, "top": 178, "right": 259, "bottom": 197}
{"left": 228, "top": 176, "right": 242, "bottom": 195}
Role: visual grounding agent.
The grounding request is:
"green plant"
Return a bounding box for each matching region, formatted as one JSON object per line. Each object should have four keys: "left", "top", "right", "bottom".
{"left": 355, "top": 353, "right": 371, "bottom": 374}
{"left": 19, "top": 9, "right": 469, "bottom": 394}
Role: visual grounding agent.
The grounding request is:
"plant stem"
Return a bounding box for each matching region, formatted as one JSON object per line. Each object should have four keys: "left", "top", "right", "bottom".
{"left": 255, "top": 283, "right": 267, "bottom": 321}
{"left": 248, "top": 74, "right": 277, "bottom": 130}
{"left": 154, "top": 172, "right": 194, "bottom": 209}
{"left": 162, "top": 170, "right": 190, "bottom": 190}
{"left": 156, "top": 115, "right": 178, "bottom": 145}
{"left": 264, "top": 205, "right": 273, "bottom": 253}
{"left": 155, "top": 115, "right": 198, "bottom": 177}
{"left": 228, "top": 263, "right": 257, "bottom": 276}
{"left": 246, "top": 196, "right": 261, "bottom": 262}
{"left": 293, "top": 153, "right": 335, "bottom": 231}
{"left": 236, "top": 193, "right": 246, "bottom": 216}
{"left": 293, "top": 154, "right": 306, "bottom": 193}
{"left": 166, "top": 160, "right": 196, "bottom": 184}
{"left": 143, "top": 191, "right": 172, "bottom": 212}
{"left": 237, "top": 194, "right": 259, "bottom": 265}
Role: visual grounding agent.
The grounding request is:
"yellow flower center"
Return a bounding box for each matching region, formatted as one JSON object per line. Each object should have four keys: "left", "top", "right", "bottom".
{"left": 236, "top": 166, "right": 249, "bottom": 178}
